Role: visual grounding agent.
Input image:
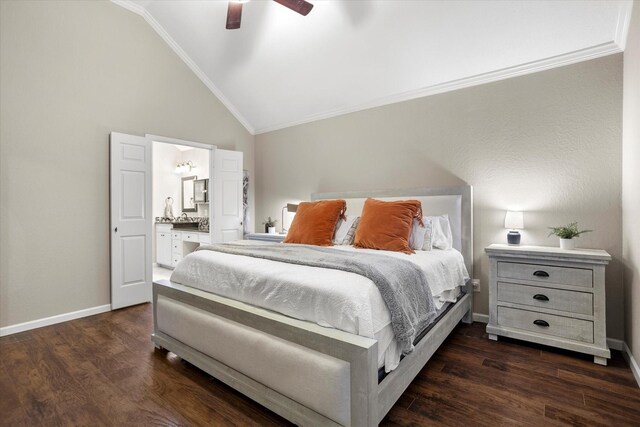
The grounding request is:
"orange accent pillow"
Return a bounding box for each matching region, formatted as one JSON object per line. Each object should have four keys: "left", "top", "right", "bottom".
{"left": 353, "top": 198, "right": 423, "bottom": 254}
{"left": 283, "top": 200, "right": 347, "bottom": 246}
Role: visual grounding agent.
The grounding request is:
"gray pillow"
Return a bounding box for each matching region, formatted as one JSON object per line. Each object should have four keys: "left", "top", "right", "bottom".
{"left": 334, "top": 216, "right": 360, "bottom": 245}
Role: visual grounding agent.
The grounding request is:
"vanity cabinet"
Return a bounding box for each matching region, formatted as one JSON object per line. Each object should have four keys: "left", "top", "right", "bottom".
{"left": 156, "top": 224, "right": 173, "bottom": 267}
{"left": 172, "top": 231, "right": 183, "bottom": 267}
{"left": 156, "top": 224, "right": 211, "bottom": 268}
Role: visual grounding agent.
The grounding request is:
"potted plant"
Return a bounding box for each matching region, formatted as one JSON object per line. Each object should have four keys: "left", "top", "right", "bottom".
{"left": 547, "top": 222, "right": 592, "bottom": 250}
{"left": 262, "top": 217, "right": 278, "bottom": 234}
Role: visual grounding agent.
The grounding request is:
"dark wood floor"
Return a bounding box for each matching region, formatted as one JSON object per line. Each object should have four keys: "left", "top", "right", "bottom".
{"left": 1, "top": 304, "right": 639, "bottom": 426}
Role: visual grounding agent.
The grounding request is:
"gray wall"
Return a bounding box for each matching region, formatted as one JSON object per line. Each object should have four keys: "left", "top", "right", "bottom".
{"left": 0, "top": 1, "right": 254, "bottom": 327}
{"left": 256, "top": 55, "right": 624, "bottom": 338}
{"left": 623, "top": 1, "right": 640, "bottom": 364}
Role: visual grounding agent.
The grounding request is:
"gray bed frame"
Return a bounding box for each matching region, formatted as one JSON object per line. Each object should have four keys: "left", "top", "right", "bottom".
{"left": 152, "top": 185, "right": 473, "bottom": 426}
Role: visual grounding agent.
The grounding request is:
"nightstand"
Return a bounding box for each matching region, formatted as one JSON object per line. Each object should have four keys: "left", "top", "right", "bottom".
{"left": 245, "top": 233, "right": 286, "bottom": 242}
{"left": 485, "top": 244, "right": 611, "bottom": 365}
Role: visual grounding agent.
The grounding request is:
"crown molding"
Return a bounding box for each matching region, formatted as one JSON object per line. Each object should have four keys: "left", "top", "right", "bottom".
{"left": 255, "top": 40, "right": 623, "bottom": 134}
{"left": 615, "top": 0, "right": 634, "bottom": 51}
{"left": 111, "top": 0, "right": 256, "bottom": 135}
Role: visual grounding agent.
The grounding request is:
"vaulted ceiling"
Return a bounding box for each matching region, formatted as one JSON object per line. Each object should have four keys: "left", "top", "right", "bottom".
{"left": 115, "top": 0, "right": 632, "bottom": 134}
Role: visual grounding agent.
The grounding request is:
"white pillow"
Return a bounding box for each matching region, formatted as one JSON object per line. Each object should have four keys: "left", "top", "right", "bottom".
{"left": 422, "top": 218, "right": 434, "bottom": 251}
{"left": 333, "top": 216, "right": 360, "bottom": 245}
{"left": 425, "top": 214, "right": 453, "bottom": 250}
{"left": 409, "top": 218, "right": 426, "bottom": 250}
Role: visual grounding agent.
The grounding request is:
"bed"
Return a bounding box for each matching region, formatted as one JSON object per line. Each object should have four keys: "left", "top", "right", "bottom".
{"left": 152, "top": 185, "right": 473, "bottom": 426}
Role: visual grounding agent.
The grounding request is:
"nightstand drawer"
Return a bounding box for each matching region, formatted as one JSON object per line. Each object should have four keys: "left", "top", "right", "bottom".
{"left": 497, "top": 282, "right": 593, "bottom": 315}
{"left": 497, "top": 306, "right": 593, "bottom": 343}
{"left": 497, "top": 261, "right": 592, "bottom": 288}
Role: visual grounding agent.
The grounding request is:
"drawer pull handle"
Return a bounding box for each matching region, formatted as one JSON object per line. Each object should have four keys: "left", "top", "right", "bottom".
{"left": 533, "top": 270, "right": 549, "bottom": 278}
{"left": 533, "top": 319, "right": 549, "bottom": 327}
{"left": 533, "top": 294, "right": 549, "bottom": 301}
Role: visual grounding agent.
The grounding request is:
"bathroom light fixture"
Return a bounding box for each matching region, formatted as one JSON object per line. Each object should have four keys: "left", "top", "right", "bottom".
{"left": 504, "top": 210, "right": 524, "bottom": 245}
{"left": 175, "top": 161, "right": 195, "bottom": 174}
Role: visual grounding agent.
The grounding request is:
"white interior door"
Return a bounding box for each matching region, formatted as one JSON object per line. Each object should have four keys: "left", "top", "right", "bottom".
{"left": 213, "top": 149, "right": 244, "bottom": 242}
{"left": 110, "top": 132, "right": 152, "bottom": 309}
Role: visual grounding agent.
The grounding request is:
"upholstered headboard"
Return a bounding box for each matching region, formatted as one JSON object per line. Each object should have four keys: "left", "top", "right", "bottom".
{"left": 311, "top": 186, "right": 473, "bottom": 278}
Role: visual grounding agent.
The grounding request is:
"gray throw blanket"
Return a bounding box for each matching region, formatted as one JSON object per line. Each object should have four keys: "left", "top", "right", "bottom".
{"left": 197, "top": 243, "right": 437, "bottom": 354}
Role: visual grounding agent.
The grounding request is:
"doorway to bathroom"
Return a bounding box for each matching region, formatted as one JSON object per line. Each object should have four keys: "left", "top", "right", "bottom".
{"left": 151, "top": 138, "right": 212, "bottom": 282}
{"left": 109, "top": 132, "right": 243, "bottom": 310}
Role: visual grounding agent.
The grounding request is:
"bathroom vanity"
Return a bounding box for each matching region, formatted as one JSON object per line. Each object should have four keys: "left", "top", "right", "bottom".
{"left": 156, "top": 223, "right": 211, "bottom": 268}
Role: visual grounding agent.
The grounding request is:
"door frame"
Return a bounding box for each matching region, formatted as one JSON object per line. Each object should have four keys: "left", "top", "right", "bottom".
{"left": 146, "top": 134, "right": 216, "bottom": 256}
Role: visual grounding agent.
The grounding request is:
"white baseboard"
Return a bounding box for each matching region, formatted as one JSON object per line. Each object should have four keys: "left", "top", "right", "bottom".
{"left": 472, "top": 312, "right": 489, "bottom": 323}
{"left": 607, "top": 338, "right": 625, "bottom": 351}
{"left": 0, "top": 304, "right": 112, "bottom": 337}
{"left": 621, "top": 342, "right": 640, "bottom": 387}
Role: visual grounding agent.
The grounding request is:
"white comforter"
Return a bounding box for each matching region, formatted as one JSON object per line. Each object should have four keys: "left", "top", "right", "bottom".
{"left": 170, "top": 242, "right": 469, "bottom": 372}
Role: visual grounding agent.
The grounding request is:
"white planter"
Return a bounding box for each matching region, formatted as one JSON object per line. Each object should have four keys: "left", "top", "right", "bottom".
{"left": 559, "top": 238, "right": 575, "bottom": 250}
{"left": 268, "top": 227, "right": 276, "bottom": 234}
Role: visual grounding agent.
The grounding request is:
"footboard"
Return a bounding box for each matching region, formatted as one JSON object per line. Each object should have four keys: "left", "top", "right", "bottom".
{"left": 152, "top": 279, "right": 378, "bottom": 426}
{"left": 152, "top": 279, "right": 473, "bottom": 426}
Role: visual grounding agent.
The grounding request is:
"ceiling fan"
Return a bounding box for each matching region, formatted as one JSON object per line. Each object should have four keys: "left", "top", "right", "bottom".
{"left": 226, "top": 0, "right": 314, "bottom": 30}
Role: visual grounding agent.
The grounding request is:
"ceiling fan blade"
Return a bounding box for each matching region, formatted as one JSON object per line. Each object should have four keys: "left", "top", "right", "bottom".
{"left": 226, "top": 1, "right": 243, "bottom": 30}
{"left": 273, "top": 0, "right": 314, "bottom": 16}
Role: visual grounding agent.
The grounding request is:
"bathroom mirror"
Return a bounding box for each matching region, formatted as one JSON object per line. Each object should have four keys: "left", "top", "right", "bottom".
{"left": 194, "top": 179, "right": 208, "bottom": 203}
{"left": 182, "top": 176, "right": 197, "bottom": 212}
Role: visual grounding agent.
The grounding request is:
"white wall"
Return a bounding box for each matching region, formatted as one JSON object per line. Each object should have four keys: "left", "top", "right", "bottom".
{"left": 255, "top": 55, "right": 624, "bottom": 338}
{"left": 0, "top": 1, "right": 255, "bottom": 328}
{"left": 623, "top": 1, "right": 640, "bottom": 366}
{"left": 153, "top": 143, "right": 182, "bottom": 219}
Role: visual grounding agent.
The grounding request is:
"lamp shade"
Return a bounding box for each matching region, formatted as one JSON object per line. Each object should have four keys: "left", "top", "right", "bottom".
{"left": 282, "top": 203, "right": 299, "bottom": 233}
{"left": 504, "top": 211, "right": 524, "bottom": 229}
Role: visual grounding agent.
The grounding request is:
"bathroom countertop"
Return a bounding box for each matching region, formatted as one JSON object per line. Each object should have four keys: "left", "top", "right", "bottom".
{"left": 155, "top": 221, "right": 200, "bottom": 224}
{"left": 155, "top": 223, "right": 209, "bottom": 233}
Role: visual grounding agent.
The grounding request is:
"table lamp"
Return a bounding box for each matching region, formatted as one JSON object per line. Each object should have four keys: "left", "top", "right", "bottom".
{"left": 505, "top": 211, "right": 524, "bottom": 245}
{"left": 281, "top": 203, "right": 298, "bottom": 234}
